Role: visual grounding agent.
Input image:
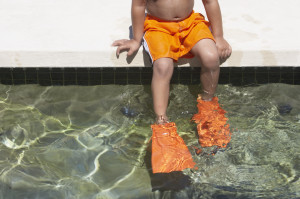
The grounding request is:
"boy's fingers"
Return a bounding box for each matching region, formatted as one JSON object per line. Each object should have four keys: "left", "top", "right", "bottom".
{"left": 218, "top": 49, "right": 224, "bottom": 59}
{"left": 219, "top": 49, "right": 231, "bottom": 63}
{"left": 220, "top": 47, "right": 231, "bottom": 60}
{"left": 116, "top": 47, "right": 122, "bottom": 57}
{"left": 225, "top": 47, "right": 232, "bottom": 58}
{"left": 127, "top": 48, "right": 135, "bottom": 56}
{"left": 112, "top": 39, "right": 128, "bottom": 46}
{"left": 116, "top": 45, "right": 130, "bottom": 57}
{"left": 112, "top": 41, "right": 123, "bottom": 46}
{"left": 227, "top": 49, "right": 232, "bottom": 58}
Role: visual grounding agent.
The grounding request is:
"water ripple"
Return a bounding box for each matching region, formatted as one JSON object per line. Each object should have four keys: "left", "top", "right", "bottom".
{"left": 0, "top": 84, "right": 299, "bottom": 198}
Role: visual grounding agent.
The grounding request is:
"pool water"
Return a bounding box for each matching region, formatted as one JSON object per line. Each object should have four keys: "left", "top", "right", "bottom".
{"left": 0, "top": 83, "right": 299, "bottom": 199}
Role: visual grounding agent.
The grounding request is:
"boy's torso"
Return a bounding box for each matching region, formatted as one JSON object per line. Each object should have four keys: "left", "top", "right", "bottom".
{"left": 146, "top": 0, "right": 194, "bottom": 21}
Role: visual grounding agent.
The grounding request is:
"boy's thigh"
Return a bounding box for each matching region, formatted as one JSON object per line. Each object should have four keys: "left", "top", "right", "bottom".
{"left": 144, "top": 31, "right": 177, "bottom": 62}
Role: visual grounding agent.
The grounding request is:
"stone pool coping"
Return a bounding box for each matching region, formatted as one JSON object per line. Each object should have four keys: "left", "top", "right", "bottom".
{"left": 0, "top": 0, "right": 300, "bottom": 67}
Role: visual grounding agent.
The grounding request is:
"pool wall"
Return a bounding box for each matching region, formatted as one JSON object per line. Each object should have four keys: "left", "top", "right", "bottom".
{"left": 0, "top": 0, "right": 300, "bottom": 68}
{"left": 0, "top": 67, "right": 299, "bottom": 86}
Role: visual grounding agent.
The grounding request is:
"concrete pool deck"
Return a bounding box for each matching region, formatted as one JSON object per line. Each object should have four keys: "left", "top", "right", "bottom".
{"left": 0, "top": 0, "right": 299, "bottom": 67}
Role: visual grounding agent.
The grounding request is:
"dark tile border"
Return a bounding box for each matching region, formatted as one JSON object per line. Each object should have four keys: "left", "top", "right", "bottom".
{"left": 0, "top": 67, "right": 299, "bottom": 86}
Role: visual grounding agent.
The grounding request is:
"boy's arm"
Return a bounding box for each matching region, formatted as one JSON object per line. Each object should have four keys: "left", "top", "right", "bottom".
{"left": 112, "top": 0, "right": 146, "bottom": 57}
{"left": 202, "top": 0, "right": 231, "bottom": 62}
{"left": 131, "top": 0, "right": 146, "bottom": 43}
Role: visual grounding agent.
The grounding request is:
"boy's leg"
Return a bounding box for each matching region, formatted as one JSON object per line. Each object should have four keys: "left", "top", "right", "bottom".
{"left": 190, "top": 39, "right": 220, "bottom": 101}
{"left": 151, "top": 57, "right": 196, "bottom": 173}
{"left": 151, "top": 57, "right": 174, "bottom": 124}
{"left": 190, "top": 39, "right": 232, "bottom": 148}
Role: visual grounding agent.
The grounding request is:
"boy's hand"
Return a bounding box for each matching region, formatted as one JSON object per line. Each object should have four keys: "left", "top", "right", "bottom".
{"left": 215, "top": 37, "right": 232, "bottom": 64}
{"left": 112, "top": 39, "right": 141, "bottom": 58}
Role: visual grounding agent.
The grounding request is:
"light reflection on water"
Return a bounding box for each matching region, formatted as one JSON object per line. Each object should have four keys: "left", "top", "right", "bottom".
{"left": 0, "top": 84, "right": 299, "bottom": 199}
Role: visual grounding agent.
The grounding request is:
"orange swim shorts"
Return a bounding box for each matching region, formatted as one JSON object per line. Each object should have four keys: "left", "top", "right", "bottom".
{"left": 143, "top": 11, "right": 215, "bottom": 63}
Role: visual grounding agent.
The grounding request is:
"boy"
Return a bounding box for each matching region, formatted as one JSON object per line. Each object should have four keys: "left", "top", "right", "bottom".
{"left": 113, "top": 0, "right": 232, "bottom": 173}
{"left": 113, "top": 0, "right": 231, "bottom": 124}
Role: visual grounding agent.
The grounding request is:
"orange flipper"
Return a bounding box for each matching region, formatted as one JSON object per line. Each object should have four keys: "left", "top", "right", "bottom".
{"left": 192, "top": 96, "right": 231, "bottom": 148}
{"left": 150, "top": 122, "right": 196, "bottom": 173}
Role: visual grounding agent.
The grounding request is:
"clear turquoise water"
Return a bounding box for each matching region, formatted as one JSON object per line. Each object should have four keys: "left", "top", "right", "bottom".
{"left": 0, "top": 84, "right": 299, "bottom": 199}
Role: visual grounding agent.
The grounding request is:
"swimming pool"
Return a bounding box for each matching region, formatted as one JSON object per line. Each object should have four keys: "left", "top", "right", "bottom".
{"left": 0, "top": 82, "right": 299, "bottom": 199}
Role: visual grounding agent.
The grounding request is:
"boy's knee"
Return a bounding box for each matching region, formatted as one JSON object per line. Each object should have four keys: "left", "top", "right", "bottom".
{"left": 153, "top": 59, "right": 173, "bottom": 77}
{"left": 201, "top": 52, "right": 220, "bottom": 70}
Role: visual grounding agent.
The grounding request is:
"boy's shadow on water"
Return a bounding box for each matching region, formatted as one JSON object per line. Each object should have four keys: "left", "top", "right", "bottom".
{"left": 144, "top": 143, "right": 192, "bottom": 192}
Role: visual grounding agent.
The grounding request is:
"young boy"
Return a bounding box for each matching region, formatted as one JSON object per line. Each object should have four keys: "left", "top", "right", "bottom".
{"left": 113, "top": 0, "right": 231, "bottom": 124}
{"left": 113, "top": 0, "right": 232, "bottom": 173}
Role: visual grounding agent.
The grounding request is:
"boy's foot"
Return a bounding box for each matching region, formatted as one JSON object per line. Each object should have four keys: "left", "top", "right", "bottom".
{"left": 150, "top": 122, "right": 196, "bottom": 173}
{"left": 192, "top": 95, "right": 231, "bottom": 148}
{"left": 155, "top": 115, "right": 170, "bottom": 125}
